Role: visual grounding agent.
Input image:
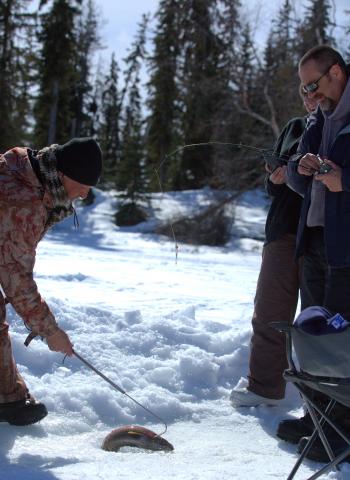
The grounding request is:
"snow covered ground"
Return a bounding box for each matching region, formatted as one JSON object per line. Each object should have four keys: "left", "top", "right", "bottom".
{"left": 1, "top": 188, "right": 348, "bottom": 480}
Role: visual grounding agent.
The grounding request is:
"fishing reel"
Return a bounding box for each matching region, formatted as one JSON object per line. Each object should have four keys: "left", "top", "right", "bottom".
{"left": 262, "top": 150, "right": 288, "bottom": 172}
{"left": 318, "top": 158, "right": 332, "bottom": 174}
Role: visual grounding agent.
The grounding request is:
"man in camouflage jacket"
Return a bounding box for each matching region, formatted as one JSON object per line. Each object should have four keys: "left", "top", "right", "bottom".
{"left": 0, "top": 137, "right": 102, "bottom": 425}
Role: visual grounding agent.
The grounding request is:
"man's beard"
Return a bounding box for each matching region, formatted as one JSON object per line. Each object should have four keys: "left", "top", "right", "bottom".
{"left": 319, "top": 97, "right": 336, "bottom": 112}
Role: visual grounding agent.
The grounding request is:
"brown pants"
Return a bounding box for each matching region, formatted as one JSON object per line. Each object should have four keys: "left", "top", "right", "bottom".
{"left": 0, "top": 291, "right": 28, "bottom": 403}
{"left": 247, "top": 234, "right": 300, "bottom": 399}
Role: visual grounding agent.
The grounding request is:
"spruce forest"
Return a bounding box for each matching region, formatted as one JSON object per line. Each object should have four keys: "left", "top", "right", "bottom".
{"left": 0, "top": 0, "right": 348, "bottom": 228}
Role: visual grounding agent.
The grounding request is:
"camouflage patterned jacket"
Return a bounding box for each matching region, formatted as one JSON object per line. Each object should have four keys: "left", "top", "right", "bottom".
{"left": 0, "top": 147, "right": 59, "bottom": 337}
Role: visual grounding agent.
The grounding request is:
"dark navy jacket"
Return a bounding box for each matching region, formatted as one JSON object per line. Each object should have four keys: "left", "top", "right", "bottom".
{"left": 288, "top": 107, "right": 350, "bottom": 267}
{"left": 264, "top": 117, "right": 306, "bottom": 244}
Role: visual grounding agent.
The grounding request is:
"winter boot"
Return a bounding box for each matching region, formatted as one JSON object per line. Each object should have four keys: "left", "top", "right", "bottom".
{"left": 277, "top": 400, "right": 350, "bottom": 444}
{"left": 230, "top": 386, "right": 282, "bottom": 407}
{"left": 297, "top": 432, "right": 350, "bottom": 463}
{"left": 277, "top": 411, "right": 314, "bottom": 444}
{"left": 0, "top": 395, "right": 48, "bottom": 426}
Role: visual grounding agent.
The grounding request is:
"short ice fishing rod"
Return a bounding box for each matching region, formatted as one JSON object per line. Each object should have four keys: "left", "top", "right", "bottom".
{"left": 155, "top": 141, "right": 290, "bottom": 178}
{"left": 154, "top": 141, "right": 290, "bottom": 263}
{"left": 73, "top": 349, "right": 168, "bottom": 437}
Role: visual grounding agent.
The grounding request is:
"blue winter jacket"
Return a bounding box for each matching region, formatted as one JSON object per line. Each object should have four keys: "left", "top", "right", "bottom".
{"left": 288, "top": 107, "right": 350, "bottom": 267}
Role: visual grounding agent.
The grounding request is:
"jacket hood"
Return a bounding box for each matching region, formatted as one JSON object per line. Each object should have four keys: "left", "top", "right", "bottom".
{"left": 327, "top": 76, "right": 350, "bottom": 122}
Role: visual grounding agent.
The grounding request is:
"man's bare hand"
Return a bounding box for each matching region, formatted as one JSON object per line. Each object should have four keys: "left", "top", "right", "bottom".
{"left": 46, "top": 328, "right": 74, "bottom": 356}
{"left": 297, "top": 153, "right": 320, "bottom": 176}
{"left": 315, "top": 159, "right": 342, "bottom": 192}
{"left": 269, "top": 165, "right": 287, "bottom": 185}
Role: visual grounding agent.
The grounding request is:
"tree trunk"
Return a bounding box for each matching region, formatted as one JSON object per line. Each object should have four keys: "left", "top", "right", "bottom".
{"left": 47, "top": 79, "right": 59, "bottom": 144}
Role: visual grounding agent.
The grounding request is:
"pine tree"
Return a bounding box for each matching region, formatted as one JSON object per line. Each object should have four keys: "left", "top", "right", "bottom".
{"left": 213, "top": 20, "right": 263, "bottom": 190}
{"left": 33, "top": 0, "right": 82, "bottom": 146}
{"left": 0, "top": 0, "right": 36, "bottom": 150}
{"left": 174, "top": 0, "right": 222, "bottom": 189}
{"left": 235, "top": 22, "right": 256, "bottom": 117}
{"left": 70, "top": 0, "right": 100, "bottom": 138}
{"left": 115, "top": 15, "right": 148, "bottom": 226}
{"left": 145, "top": 0, "right": 183, "bottom": 191}
{"left": 98, "top": 53, "right": 120, "bottom": 187}
{"left": 297, "top": 0, "right": 335, "bottom": 55}
{"left": 235, "top": 0, "right": 301, "bottom": 144}
{"left": 118, "top": 84, "right": 144, "bottom": 196}
{"left": 209, "top": 0, "right": 242, "bottom": 186}
{"left": 211, "top": 0, "right": 241, "bottom": 127}
{"left": 261, "top": 0, "right": 302, "bottom": 133}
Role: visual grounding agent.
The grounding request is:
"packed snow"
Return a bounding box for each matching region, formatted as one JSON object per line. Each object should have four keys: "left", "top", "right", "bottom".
{"left": 1, "top": 188, "right": 348, "bottom": 480}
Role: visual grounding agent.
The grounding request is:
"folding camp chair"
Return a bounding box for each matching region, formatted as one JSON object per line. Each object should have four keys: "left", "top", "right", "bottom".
{"left": 273, "top": 306, "right": 350, "bottom": 480}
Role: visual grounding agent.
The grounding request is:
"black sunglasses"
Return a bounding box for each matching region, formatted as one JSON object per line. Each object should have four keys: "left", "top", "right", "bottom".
{"left": 301, "top": 64, "right": 335, "bottom": 94}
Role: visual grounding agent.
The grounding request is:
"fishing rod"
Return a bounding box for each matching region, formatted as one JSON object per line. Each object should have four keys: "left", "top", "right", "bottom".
{"left": 155, "top": 141, "right": 290, "bottom": 174}
{"left": 154, "top": 141, "right": 289, "bottom": 262}
{"left": 73, "top": 350, "right": 168, "bottom": 437}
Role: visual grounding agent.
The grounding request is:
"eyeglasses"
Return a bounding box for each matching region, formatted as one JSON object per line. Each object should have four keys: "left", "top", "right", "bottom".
{"left": 301, "top": 64, "right": 334, "bottom": 94}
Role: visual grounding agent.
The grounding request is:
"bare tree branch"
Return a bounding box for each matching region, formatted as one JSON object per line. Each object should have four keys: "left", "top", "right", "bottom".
{"left": 263, "top": 84, "right": 280, "bottom": 138}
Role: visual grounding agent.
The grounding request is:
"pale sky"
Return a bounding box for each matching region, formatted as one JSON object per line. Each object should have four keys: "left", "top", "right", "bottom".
{"left": 97, "top": 0, "right": 349, "bottom": 64}
{"left": 28, "top": 0, "right": 349, "bottom": 73}
{"left": 98, "top": 0, "right": 159, "bottom": 62}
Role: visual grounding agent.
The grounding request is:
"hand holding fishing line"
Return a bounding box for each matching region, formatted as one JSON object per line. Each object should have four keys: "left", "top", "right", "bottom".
{"left": 315, "top": 159, "right": 342, "bottom": 192}
{"left": 269, "top": 166, "right": 287, "bottom": 185}
{"left": 297, "top": 153, "right": 324, "bottom": 175}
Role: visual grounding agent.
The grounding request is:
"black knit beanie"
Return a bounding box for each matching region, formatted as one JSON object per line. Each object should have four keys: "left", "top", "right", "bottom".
{"left": 56, "top": 137, "right": 102, "bottom": 186}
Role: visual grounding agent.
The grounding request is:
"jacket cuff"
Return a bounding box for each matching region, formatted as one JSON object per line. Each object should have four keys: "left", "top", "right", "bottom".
{"left": 266, "top": 178, "right": 284, "bottom": 196}
{"left": 289, "top": 153, "right": 303, "bottom": 169}
{"left": 28, "top": 313, "right": 59, "bottom": 338}
{"left": 41, "top": 321, "right": 60, "bottom": 338}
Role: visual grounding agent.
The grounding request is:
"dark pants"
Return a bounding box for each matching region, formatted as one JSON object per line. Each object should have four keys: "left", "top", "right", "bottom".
{"left": 248, "top": 234, "right": 300, "bottom": 399}
{"left": 301, "top": 227, "right": 350, "bottom": 319}
{"left": 300, "top": 227, "right": 350, "bottom": 413}
{"left": 0, "top": 291, "right": 28, "bottom": 403}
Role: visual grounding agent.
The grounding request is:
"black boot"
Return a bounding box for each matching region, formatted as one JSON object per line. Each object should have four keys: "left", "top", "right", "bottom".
{"left": 277, "top": 397, "right": 350, "bottom": 445}
{"left": 0, "top": 395, "right": 48, "bottom": 426}
{"left": 297, "top": 433, "right": 350, "bottom": 463}
{"left": 277, "top": 411, "right": 314, "bottom": 444}
{"left": 277, "top": 389, "right": 342, "bottom": 444}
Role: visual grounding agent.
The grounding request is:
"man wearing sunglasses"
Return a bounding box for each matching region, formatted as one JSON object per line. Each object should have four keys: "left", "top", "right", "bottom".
{"left": 278, "top": 45, "right": 350, "bottom": 461}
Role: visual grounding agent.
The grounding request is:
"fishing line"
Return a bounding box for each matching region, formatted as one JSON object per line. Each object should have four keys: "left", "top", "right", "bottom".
{"left": 156, "top": 141, "right": 289, "bottom": 173}
{"left": 154, "top": 167, "right": 179, "bottom": 264}
{"left": 154, "top": 141, "right": 288, "bottom": 262}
